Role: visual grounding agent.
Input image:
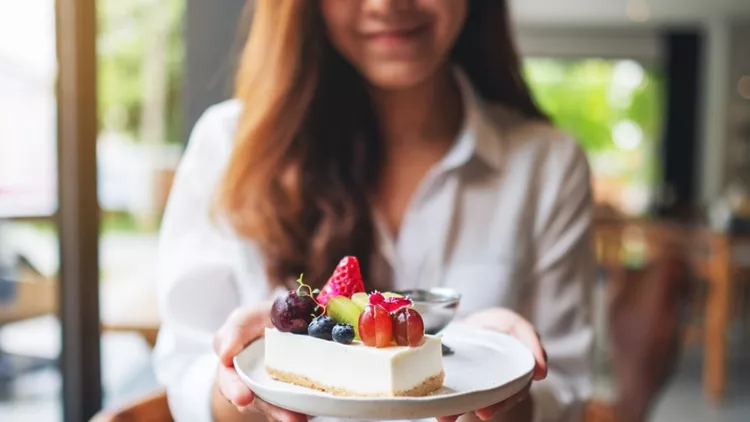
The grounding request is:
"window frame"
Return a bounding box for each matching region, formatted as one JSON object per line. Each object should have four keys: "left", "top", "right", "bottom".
{"left": 56, "top": 0, "right": 102, "bottom": 420}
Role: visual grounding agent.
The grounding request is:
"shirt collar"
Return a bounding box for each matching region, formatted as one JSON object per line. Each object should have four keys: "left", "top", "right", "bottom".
{"left": 437, "top": 66, "right": 506, "bottom": 173}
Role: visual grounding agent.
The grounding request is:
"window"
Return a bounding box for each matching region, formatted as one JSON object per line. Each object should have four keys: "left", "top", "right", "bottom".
{"left": 0, "top": 1, "right": 62, "bottom": 421}
{"left": 525, "top": 57, "right": 665, "bottom": 216}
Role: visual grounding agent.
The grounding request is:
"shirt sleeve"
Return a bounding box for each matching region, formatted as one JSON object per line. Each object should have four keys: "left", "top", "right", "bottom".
{"left": 525, "top": 138, "right": 596, "bottom": 422}
{"left": 151, "top": 102, "right": 253, "bottom": 422}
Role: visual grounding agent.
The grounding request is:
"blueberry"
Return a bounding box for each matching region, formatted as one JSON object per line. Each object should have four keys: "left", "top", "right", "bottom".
{"left": 332, "top": 324, "right": 355, "bottom": 345}
{"left": 308, "top": 316, "right": 337, "bottom": 340}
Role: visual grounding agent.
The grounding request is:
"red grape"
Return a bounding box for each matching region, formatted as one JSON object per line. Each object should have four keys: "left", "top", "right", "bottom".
{"left": 358, "top": 304, "right": 393, "bottom": 348}
{"left": 392, "top": 308, "right": 425, "bottom": 347}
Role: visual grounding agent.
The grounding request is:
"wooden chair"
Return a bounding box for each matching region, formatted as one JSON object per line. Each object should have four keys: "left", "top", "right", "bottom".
{"left": 90, "top": 390, "right": 173, "bottom": 422}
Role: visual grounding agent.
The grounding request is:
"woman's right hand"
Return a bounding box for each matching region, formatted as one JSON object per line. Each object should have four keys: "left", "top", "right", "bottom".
{"left": 213, "top": 302, "right": 309, "bottom": 422}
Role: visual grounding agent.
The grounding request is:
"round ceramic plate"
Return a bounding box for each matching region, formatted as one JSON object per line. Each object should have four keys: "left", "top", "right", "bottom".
{"left": 233, "top": 324, "right": 535, "bottom": 420}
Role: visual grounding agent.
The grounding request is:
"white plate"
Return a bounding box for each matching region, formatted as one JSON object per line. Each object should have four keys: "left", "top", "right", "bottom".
{"left": 234, "top": 324, "right": 535, "bottom": 420}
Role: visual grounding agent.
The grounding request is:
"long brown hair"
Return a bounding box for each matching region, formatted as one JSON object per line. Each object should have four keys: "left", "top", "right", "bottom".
{"left": 217, "top": 0, "right": 545, "bottom": 290}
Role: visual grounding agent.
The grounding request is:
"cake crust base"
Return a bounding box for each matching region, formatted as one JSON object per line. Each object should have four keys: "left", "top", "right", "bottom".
{"left": 265, "top": 366, "right": 445, "bottom": 397}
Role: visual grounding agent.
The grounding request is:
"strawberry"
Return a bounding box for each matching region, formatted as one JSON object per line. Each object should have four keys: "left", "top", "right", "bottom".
{"left": 316, "top": 256, "right": 366, "bottom": 306}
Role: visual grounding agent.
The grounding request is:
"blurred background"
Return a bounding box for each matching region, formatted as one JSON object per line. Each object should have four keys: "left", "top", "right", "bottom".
{"left": 1, "top": 0, "right": 749, "bottom": 421}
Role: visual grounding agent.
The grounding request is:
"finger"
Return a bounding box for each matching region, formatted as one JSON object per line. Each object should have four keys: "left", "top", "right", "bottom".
{"left": 509, "top": 321, "right": 548, "bottom": 380}
{"left": 475, "top": 384, "right": 531, "bottom": 420}
{"left": 214, "top": 303, "right": 273, "bottom": 366}
{"left": 253, "top": 397, "right": 309, "bottom": 422}
{"left": 217, "top": 364, "right": 255, "bottom": 407}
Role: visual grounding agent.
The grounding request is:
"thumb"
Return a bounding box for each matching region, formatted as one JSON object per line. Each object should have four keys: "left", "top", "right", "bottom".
{"left": 214, "top": 302, "right": 273, "bottom": 366}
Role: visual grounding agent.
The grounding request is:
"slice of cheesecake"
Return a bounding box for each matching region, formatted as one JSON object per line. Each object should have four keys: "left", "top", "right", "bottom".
{"left": 264, "top": 328, "right": 445, "bottom": 397}
{"left": 264, "top": 256, "right": 446, "bottom": 397}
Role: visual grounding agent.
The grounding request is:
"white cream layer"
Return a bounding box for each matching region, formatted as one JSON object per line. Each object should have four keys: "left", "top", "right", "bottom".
{"left": 264, "top": 328, "right": 443, "bottom": 396}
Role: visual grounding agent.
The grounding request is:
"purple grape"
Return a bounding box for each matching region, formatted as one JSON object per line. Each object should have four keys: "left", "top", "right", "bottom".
{"left": 270, "top": 291, "right": 317, "bottom": 334}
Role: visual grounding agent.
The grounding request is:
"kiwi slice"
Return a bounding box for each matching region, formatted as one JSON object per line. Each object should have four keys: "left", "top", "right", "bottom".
{"left": 326, "top": 296, "right": 363, "bottom": 340}
{"left": 351, "top": 293, "right": 369, "bottom": 310}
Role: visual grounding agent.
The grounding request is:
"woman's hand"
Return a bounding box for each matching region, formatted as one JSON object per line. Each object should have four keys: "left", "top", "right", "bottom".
{"left": 437, "top": 308, "right": 548, "bottom": 422}
{"left": 213, "top": 302, "right": 309, "bottom": 422}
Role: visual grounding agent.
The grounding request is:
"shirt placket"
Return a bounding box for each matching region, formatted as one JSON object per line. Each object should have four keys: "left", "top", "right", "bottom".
{"left": 392, "top": 168, "right": 460, "bottom": 292}
{"left": 377, "top": 97, "right": 476, "bottom": 291}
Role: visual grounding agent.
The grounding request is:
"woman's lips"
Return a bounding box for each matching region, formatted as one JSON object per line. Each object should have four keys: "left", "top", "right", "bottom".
{"left": 363, "top": 24, "right": 430, "bottom": 46}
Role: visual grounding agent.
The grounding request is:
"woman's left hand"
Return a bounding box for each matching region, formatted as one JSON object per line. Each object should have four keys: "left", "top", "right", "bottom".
{"left": 436, "top": 308, "right": 548, "bottom": 422}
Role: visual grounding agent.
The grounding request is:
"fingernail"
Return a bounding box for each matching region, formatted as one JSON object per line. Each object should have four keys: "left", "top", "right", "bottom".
{"left": 477, "top": 411, "right": 493, "bottom": 421}
{"left": 231, "top": 385, "right": 247, "bottom": 404}
{"left": 477, "top": 408, "right": 497, "bottom": 421}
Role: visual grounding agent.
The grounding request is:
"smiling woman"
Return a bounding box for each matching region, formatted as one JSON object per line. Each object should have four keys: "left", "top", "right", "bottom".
{"left": 153, "top": 1, "right": 594, "bottom": 422}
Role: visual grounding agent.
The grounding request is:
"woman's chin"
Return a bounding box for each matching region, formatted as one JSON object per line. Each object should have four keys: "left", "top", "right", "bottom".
{"left": 361, "top": 62, "right": 440, "bottom": 92}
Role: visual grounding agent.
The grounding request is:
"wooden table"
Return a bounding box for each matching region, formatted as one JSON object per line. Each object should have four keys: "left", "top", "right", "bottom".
{"left": 595, "top": 220, "right": 742, "bottom": 404}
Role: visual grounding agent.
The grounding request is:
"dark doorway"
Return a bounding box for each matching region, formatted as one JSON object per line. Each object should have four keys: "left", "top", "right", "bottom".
{"left": 658, "top": 30, "right": 703, "bottom": 219}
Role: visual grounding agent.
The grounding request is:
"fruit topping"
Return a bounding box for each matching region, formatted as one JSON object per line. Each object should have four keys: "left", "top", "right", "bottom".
{"left": 358, "top": 304, "right": 393, "bottom": 348}
{"left": 325, "top": 296, "right": 363, "bottom": 339}
{"left": 368, "top": 291, "right": 385, "bottom": 305}
{"left": 392, "top": 308, "right": 425, "bottom": 347}
{"left": 351, "top": 292, "right": 369, "bottom": 310}
{"left": 332, "top": 324, "right": 355, "bottom": 344}
{"left": 353, "top": 291, "right": 407, "bottom": 311}
{"left": 308, "top": 316, "right": 337, "bottom": 340}
{"left": 381, "top": 296, "right": 413, "bottom": 313}
{"left": 270, "top": 291, "right": 317, "bottom": 334}
{"left": 317, "top": 256, "right": 366, "bottom": 306}
{"left": 367, "top": 291, "right": 413, "bottom": 313}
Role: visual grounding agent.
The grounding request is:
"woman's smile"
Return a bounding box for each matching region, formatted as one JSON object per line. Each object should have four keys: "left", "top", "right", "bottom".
{"left": 361, "top": 22, "right": 432, "bottom": 49}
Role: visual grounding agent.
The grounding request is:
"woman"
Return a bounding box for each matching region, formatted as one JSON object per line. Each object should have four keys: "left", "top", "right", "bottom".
{"left": 153, "top": 1, "right": 594, "bottom": 421}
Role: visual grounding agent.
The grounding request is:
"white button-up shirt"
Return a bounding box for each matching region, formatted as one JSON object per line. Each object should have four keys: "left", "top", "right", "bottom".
{"left": 153, "top": 71, "right": 595, "bottom": 422}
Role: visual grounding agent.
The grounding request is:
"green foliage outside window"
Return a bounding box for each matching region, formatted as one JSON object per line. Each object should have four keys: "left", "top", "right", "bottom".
{"left": 525, "top": 58, "right": 665, "bottom": 210}
{"left": 98, "top": 0, "right": 184, "bottom": 145}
